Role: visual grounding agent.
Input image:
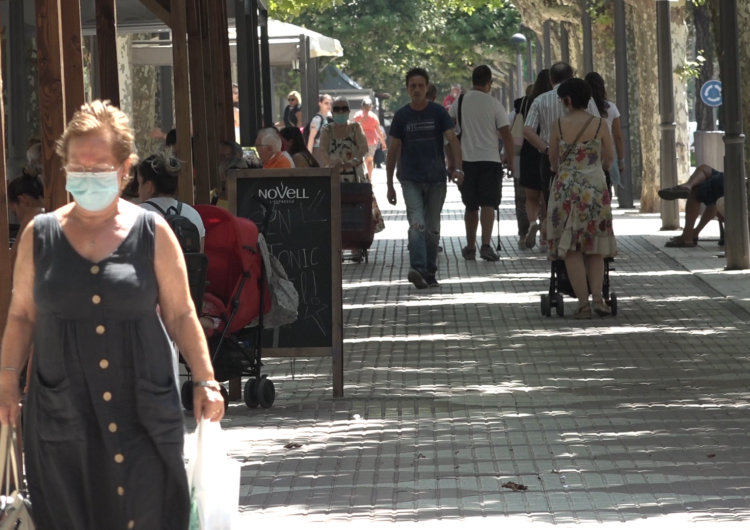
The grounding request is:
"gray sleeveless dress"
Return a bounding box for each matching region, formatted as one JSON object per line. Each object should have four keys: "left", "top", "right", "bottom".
{"left": 26, "top": 210, "right": 189, "bottom": 529}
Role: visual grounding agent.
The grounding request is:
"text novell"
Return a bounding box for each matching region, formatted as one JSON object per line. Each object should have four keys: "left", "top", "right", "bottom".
{"left": 258, "top": 183, "right": 309, "bottom": 201}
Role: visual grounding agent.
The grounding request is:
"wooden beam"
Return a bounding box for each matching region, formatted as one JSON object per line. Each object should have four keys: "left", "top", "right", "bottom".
{"left": 95, "top": 0, "right": 119, "bottom": 107}
{"left": 186, "top": 0, "right": 211, "bottom": 204}
{"left": 210, "top": 0, "right": 234, "bottom": 141}
{"left": 138, "top": 0, "right": 171, "bottom": 27}
{"left": 36, "top": 0, "right": 68, "bottom": 211}
{"left": 171, "top": 0, "right": 194, "bottom": 204}
{"left": 60, "top": 0, "right": 85, "bottom": 123}
{"left": 198, "top": 0, "right": 219, "bottom": 193}
{"left": 0, "top": 5, "right": 11, "bottom": 337}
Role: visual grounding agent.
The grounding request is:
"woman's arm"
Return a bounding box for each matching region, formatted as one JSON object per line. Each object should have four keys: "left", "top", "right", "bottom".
{"left": 612, "top": 116, "right": 625, "bottom": 169}
{"left": 0, "top": 222, "right": 37, "bottom": 426}
{"left": 292, "top": 152, "right": 310, "bottom": 168}
{"left": 549, "top": 119, "right": 561, "bottom": 171}
{"left": 318, "top": 125, "right": 332, "bottom": 167}
{"left": 601, "top": 121, "right": 615, "bottom": 171}
{"left": 153, "top": 218, "right": 224, "bottom": 421}
{"left": 295, "top": 110, "right": 303, "bottom": 128}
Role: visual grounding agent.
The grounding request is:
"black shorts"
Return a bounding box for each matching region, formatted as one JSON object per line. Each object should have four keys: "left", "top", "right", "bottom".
{"left": 696, "top": 169, "right": 724, "bottom": 206}
{"left": 459, "top": 161, "right": 503, "bottom": 211}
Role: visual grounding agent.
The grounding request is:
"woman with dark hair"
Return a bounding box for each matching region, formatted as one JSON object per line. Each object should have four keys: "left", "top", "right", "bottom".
{"left": 585, "top": 72, "right": 625, "bottom": 194}
{"left": 518, "top": 69, "right": 553, "bottom": 250}
{"left": 138, "top": 148, "right": 206, "bottom": 251}
{"left": 280, "top": 126, "right": 320, "bottom": 168}
{"left": 547, "top": 78, "right": 617, "bottom": 319}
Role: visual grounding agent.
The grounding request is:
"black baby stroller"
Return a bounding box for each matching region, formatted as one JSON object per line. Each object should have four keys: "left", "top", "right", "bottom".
{"left": 181, "top": 198, "right": 277, "bottom": 411}
{"left": 540, "top": 258, "right": 618, "bottom": 317}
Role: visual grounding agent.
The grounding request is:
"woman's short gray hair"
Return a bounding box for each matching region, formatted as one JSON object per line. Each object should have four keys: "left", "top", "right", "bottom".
{"left": 256, "top": 127, "right": 282, "bottom": 153}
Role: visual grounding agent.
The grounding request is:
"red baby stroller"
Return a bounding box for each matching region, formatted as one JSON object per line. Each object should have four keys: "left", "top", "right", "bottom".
{"left": 181, "top": 204, "right": 276, "bottom": 410}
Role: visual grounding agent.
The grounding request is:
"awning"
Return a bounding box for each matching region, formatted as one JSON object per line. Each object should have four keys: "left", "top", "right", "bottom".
{"left": 130, "top": 19, "right": 343, "bottom": 67}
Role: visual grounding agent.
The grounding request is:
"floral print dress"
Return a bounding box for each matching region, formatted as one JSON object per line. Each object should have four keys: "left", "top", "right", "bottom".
{"left": 322, "top": 122, "right": 386, "bottom": 233}
{"left": 546, "top": 120, "right": 617, "bottom": 260}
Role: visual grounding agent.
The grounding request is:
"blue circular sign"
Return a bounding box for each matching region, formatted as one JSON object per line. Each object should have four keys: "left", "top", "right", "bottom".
{"left": 700, "top": 80, "right": 722, "bottom": 107}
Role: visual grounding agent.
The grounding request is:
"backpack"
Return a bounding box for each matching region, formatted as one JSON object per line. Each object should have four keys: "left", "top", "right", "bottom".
{"left": 302, "top": 113, "right": 333, "bottom": 145}
{"left": 145, "top": 200, "right": 201, "bottom": 253}
{"left": 455, "top": 94, "right": 465, "bottom": 141}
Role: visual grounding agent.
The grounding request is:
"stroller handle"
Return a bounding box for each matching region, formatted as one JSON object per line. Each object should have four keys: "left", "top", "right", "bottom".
{"left": 251, "top": 194, "right": 275, "bottom": 237}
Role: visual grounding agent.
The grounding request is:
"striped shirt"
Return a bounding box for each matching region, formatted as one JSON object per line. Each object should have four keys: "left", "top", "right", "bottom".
{"left": 524, "top": 87, "right": 601, "bottom": 144}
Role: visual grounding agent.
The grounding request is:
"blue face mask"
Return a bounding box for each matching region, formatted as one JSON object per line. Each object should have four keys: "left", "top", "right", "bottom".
{"left": 65, "top": 172, "right": 120, "bottom": 212}
{"left": 332, "top": 114, "right": 349, "bottom": 125}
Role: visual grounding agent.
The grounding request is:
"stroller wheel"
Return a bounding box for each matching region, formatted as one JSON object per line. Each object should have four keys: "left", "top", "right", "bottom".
{"left": 610, "top": 292, "right": 618, "bottom": 316}
{"left": 364, "top": 249, "right": 369, "bottom": 263}
{"left": 219, "top": 385, "right": 230, "bottom": 413}
{"left": 257, "top": 377, "right": 276, "bottom": 409}
{"left": 555, "top": 293, "right": 565, "bottom": 317}
{"left": 181, "top": 381, "right": 194, "bottom": 411}
{"left": 540, "top": 294, "right": 551, "bottom": 317}
{"left": 244, "top": 378, "right": 260, "bottom": 409}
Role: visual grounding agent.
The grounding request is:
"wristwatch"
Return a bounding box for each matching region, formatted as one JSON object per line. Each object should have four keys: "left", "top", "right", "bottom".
{"left": 453, "top": 169, "right": 464, "bottom": 175}
{"left": 542, "top": 145, "right": 549, "bottom": 155}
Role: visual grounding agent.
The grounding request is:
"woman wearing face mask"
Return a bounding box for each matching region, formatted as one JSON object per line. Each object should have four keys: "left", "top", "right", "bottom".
{"left": 319, "top": 96, "right": 385, "bottom": 234}
{"left": 547, "top": 79, "right": 617, "bottom": 319}
{"left": 0, "top": 100, "right": 224, "bottom": 529}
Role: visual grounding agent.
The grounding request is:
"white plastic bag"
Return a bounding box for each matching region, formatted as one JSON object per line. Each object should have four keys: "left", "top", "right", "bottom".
{"left": 186, "top": 419, "right": 240, "bottom": 530}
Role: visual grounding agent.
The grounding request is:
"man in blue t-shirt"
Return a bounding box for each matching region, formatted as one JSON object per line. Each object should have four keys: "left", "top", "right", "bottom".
{"left": 387, "top": 68, "right": 463, "bottom": 289}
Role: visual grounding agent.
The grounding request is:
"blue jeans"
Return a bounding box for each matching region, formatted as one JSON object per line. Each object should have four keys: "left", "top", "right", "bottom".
{"left": 401, "top": 180, "right": 447, "bottom": 276}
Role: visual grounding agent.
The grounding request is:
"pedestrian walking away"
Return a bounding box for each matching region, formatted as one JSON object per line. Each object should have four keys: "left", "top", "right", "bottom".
{"left": 523, "top": 63, "right": 600, "bottom": 252}
{"left": 547, "top": 79, "right": 617, "bottom": 319}
{"left": 449, "top": 64, "right": 514, "bottom": 262}
{"left": 518, "top": 69, "right": 552, "bottom": 250}
{"left": 0, "top": 100, "right": 224, "bottom": 529}
{"left": 386, "top": 68, "right": 463, "bottom": 289}
{"left": 585, "top": 72, "right": 625, "bottom": 196}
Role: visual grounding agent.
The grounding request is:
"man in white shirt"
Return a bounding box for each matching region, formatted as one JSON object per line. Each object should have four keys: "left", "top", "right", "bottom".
{"left": 449, "top": 65, "right": 514, "bottom": 261}
{"left": 522, "top": 62, "right": 600, "bottom": 249}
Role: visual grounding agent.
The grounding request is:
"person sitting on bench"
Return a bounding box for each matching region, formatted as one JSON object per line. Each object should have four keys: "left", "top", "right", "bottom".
{"left": 658, "top": 164, "right": 724, "bottom": 248}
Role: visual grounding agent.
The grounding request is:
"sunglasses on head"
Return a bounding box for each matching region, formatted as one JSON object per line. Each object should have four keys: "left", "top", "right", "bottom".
{"left": 333, "top": 106, "right": 350, "bottom": 113}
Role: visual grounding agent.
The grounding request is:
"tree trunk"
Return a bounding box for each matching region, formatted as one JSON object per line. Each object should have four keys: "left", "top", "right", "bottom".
{"left": 593, "top": 4, "right": 617, "bottom": 101}
{"left": 626, "top": 2, "right": 643, "bottom": 198}
{"left": 566, "top": 24, "right": 585, "bottom": 74}
{"left": 738, "top": 1, "right": 750, "bottom": 182}
{"left": 631, "top": 0, "right": 661, "bottom": 212}
{"left": 692, "top": 1, "right": 714, "bottom": 131}
{"left": 672, "top": 2, "right": 690, "bottom": 181}
{"left": 116, "top": 35, "right": 133, "bottom": 118}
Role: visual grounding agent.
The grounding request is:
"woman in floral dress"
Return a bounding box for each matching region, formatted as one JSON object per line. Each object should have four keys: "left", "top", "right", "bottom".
{"left": 320, "top": 96, "right": 386, "bottom": 235}
{"left": 547, "top": 78, "right": 617, "bottom": 319}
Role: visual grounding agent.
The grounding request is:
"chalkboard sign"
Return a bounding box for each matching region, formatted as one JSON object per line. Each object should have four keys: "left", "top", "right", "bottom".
{"left": 228, "top": 168, "right": 343, "bottom": 396}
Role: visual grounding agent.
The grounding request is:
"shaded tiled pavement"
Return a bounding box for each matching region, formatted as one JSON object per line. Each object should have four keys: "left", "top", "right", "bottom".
{"left": 222, "top": 171, "right": 750, "bottom": 526}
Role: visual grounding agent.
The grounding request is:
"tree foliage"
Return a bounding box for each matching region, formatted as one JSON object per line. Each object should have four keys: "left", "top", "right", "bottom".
{"left": 272, "top": 0, "right": 522, "bottom": 110}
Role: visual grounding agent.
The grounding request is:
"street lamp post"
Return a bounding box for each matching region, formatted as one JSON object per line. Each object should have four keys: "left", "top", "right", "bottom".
{"left": 511, "top": 33, "right": 527, "bottom": 99}
{"left": 719, "top": 0, "right": 750, "bottom": 269}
